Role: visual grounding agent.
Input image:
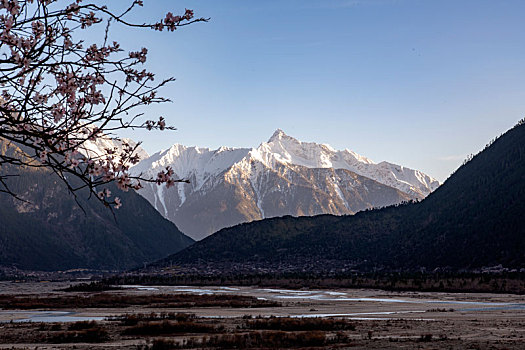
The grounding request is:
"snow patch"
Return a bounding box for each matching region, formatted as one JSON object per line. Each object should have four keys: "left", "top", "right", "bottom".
{"left": 177, "top": 182, "right": 186, "bottom": 207}
{"left": 156, "top": 184, "right": 168, "bottom": 218}
{"left": 333, "top": 182, "right": 350, "bottom": 210}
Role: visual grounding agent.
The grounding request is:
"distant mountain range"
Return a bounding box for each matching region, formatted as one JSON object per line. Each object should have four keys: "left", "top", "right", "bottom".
{"left": 154, "top": 121, "right": 525, "bottom": 272}
{"left": 130, "top": 130, "right": 439, "bottom": 240}
{"left": 0, "top": 141, "right": 193, "bottom": 271}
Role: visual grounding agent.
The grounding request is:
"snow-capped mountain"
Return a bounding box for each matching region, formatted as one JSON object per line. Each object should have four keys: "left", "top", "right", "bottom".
{"left": 80, "top": 135, "right": 149, "bottom": 167}
{"left": 131, "top": 130, "right": 440, "bottom": 240}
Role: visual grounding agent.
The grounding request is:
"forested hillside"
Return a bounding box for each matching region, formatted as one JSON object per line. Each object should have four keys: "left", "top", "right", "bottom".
{"left": 0, "top": 141, "right": 194, "bottom": 271}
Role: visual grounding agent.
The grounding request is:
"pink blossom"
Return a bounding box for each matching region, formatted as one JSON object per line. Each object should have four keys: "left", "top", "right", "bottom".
{"left": 97, "top": 188, "right": 111, "bottom": 199}
{"left": 66, "top": 3, "right": 80, "bottom": 19}
{"left": 114, "top": 197, "right": 122, "bottom": 209}
{"left": 39, "top": 150, "right": 47, "bottom": 162}
{"left": 68, "top": 157, "right": 80, "bottom": 169}
{"left": 116, "top": 175, "right": 131, "bottom": 191}
{"left": 31, "top": 20, "right": 45, "bottom": 38}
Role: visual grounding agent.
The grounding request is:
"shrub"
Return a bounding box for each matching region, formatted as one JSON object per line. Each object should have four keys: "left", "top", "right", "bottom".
{"left": 68, "top": 321, "right": 99, "bottom": 331}
{"left": 246, "top": 317, "right": 356, "bottom": 331}
{"left": 419, "top": 334, "right": 433, "bottom": 342}
{"left": 47, "top": 327, "right": 110, "bottom": 343}
{"left": 122, "top": 320, "right": 219, "bottom": 336}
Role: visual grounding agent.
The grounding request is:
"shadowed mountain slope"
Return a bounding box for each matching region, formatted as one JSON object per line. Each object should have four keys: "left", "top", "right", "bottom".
{"left": 0, "top": 142, "right": 194, "bottom": 271}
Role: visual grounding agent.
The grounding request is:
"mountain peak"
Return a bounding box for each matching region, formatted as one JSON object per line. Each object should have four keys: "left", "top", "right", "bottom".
{"left": 268, "top": 129, "right": 288, "bottom": 142}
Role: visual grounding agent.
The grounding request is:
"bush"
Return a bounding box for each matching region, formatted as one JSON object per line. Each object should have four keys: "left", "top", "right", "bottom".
{"left": 246, "top": 317, "right": 356, "bottom": 331}
{"left": 68, "top": 321, "right": 100, "bottom": 331}
{"left": 419, "top": 334, "right": 433, "bottom": 342}
{"left": 122, "top": 320, "right": 220, "bottom": 336}
{"left": 47, "top": 327, "right": 110, "bottom": 343}
{"left": 203, "top": 331, "right": 327, "bottom": 348}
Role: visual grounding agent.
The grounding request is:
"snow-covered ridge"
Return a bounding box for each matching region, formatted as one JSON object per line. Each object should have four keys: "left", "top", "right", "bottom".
{"left": 80, "top": 135, "right": 149, "bottom": 167}
{"left": 130, "top": 144, "right": 250, "bottom": 191}
{"left": 132, "top": 129, "right": 439, "bottom": 198}
{"left": 131, "top": 129, "right": 439, "bottom": 200}
{"left": 251, "top": 129, "right": 440, "bottom": 197}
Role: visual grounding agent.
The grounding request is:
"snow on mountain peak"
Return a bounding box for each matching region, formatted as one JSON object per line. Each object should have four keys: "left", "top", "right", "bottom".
{"left": 131, "top": 143, "right": 250, "bottom": 191}
{"left": 252, "top": 130, "right": 439, "bottom": 198}
{"left": 268, "top": 128, "right": 287, "bottom": 142}
{"left": 256, "top": 129, "right": 374, "bottom": 170}
{"left": 132, "top": 129, "right": 439, "bottom": 200}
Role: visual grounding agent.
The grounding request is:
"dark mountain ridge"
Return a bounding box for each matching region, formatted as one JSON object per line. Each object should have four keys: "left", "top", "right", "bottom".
{"left": 0, "top": 141, "right": 194, "bottom": 271}
{"left": 157, "top": 120, "right": 525, "bottom": 272}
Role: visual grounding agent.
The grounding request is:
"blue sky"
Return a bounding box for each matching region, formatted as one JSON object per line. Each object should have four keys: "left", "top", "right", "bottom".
{"left": 110, "top": 0, "right": 525, "bottom": 182}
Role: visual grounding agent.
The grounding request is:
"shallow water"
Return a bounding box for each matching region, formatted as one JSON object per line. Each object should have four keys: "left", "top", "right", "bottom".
{"left": 0, "top": 311, "right": 104, "bottom": 323}
{"left": 128, "top": 285, "right": 525, "bottom": 310}
{"left": 121, "top": 285, "right": 160, "bottom": 291}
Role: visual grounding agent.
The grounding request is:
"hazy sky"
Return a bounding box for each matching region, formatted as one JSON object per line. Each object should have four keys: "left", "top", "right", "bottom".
{"left": 110, "top": 0, "right": 525, "bottom": 182}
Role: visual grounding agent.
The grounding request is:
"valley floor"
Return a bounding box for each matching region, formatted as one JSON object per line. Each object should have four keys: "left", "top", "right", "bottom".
{"left": 0, "top": 282, "right": 523, "bottom": 349}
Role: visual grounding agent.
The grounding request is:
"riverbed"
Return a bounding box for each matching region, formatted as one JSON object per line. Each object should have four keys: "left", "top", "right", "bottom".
{"left": 0, "top": 282, "right": 524, "bottom": 349}
{"left": 0, "top": 282, "right": 523, "bottom": 323}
